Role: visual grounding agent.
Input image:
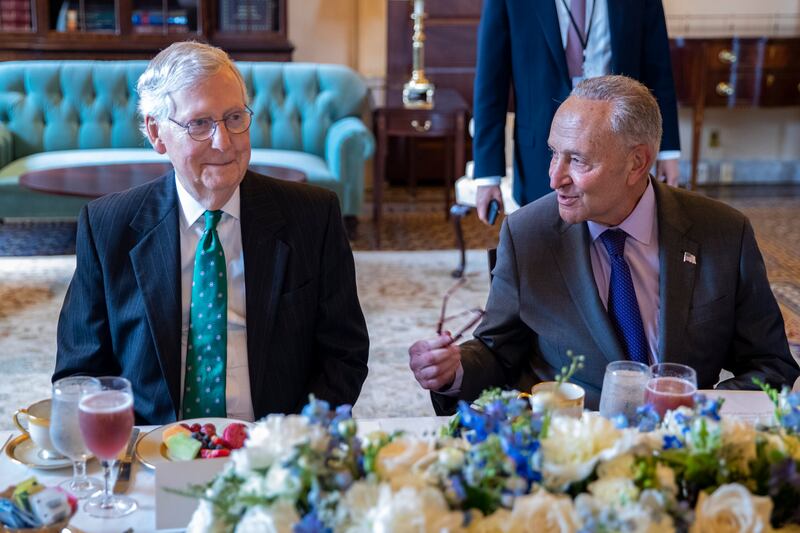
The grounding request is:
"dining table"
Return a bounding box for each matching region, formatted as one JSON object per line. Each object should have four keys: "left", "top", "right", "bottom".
{"left": 0, "top": 391, "right": 777, "bottom": 532}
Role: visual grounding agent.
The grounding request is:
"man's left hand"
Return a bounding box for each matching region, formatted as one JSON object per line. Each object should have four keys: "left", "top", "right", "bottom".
{"left": 655, "top": 159, "right": 680, "bottom": 187}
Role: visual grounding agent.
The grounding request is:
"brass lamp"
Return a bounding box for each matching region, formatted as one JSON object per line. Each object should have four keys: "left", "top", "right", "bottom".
{"left": 402, "top": 0, "right": 435, "bottom": 109}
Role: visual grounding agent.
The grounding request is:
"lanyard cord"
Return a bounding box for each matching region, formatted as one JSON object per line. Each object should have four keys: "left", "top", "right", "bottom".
{"left": 560, "top": 0, "right": 597, "bottom": 52}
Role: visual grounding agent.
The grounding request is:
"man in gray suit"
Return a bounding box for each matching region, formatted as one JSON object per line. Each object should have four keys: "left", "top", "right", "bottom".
{"left": 54, "top": 42, "right": 369, "bottom": 424}
{"left": 409, "top": 75, "right": 798, "bottom": 414}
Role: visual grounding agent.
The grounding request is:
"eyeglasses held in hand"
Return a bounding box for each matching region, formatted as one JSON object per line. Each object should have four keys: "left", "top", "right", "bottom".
{"left": 169, "top": 106, "right": 254, "bottom": 141}
{"left": 436, "top": 277, "right": 485, "bottom": 345}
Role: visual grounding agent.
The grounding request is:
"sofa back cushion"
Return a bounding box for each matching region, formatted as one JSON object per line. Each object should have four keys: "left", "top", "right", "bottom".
{"left": 0, "top": 61, "right": 368, "bottom": 160}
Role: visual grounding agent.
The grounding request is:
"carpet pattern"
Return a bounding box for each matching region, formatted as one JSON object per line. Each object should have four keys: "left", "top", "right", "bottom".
{"left": 0, "top": 251, "right": 490, "bottom": 430}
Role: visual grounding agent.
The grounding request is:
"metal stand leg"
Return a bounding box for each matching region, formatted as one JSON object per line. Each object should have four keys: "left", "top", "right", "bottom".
{"left": 450, "top": 203, "right": 471, "bottom": 278}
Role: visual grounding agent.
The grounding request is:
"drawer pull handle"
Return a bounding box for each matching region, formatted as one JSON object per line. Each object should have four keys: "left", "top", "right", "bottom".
{"left": 716, "top": 82, "right": 735, "bottom": 96}
{"left": 411, "top": 119, "right": 431, "bottom": 132}
{"left": 718, "top": 49, "right": 738, "bottom": 64}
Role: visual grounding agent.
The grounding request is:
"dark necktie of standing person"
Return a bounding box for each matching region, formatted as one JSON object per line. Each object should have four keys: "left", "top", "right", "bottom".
{"left": 599, "top": 229, "right": 649, "bottom": 364}
{"left": 182, "top": 210, "right": 227, "bottom": 419}
{"left": 565, "top": 0, "right": 586, "bottom": 79}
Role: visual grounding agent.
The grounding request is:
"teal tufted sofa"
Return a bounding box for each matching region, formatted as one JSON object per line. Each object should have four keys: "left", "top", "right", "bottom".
{"left": 0, "top": 60, "right": 374, "bottom": 219}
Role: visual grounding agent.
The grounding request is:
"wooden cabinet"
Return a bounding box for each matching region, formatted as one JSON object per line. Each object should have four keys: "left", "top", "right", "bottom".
{"left": 671, "top": 37, "right": 800, "bottom": 189}
{"left": 0, "top": 0, "right": 292, "bottom": 61}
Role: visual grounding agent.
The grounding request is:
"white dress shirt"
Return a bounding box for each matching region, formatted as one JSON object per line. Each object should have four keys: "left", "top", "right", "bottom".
{"left": 175, "top": 176, "right": 254, "bottom": 422}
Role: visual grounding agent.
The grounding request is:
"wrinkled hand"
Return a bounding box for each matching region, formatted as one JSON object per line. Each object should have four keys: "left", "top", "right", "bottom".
{"left": 408, "top": 334, "right": 461, "bottom": 391}
{"left": 655, "top": 159, "right": 680, "bottom": 187}
{"left": 476, "top": 185, "right": 504, "bottom": 224}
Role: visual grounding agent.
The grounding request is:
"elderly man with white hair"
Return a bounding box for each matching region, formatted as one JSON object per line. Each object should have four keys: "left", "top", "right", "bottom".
{"left": 409, "top": 74, "right": 799, "bottom": 413}
{"left": 53, "top": 41, "right": 369, "bottom": 424}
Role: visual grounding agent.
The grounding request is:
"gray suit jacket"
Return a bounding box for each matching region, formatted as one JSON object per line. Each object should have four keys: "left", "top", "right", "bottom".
{"left": 54, "top": 171, "right": 369, "bottom": 424}
{"left": 433, "top": 181, "right": 798, "bottom": 414}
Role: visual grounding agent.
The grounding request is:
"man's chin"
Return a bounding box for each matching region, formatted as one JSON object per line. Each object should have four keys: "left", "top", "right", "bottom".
{"left": 557, "top": 206, "right": 585, "bottom": 225}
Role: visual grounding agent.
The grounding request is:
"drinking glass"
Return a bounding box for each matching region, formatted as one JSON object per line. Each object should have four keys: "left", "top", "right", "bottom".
{"left": 78, "top": 376, "right": 137, "bottom": 518}
{"left": 50, "top": 376, "right": 103, "bottom": 498}
{"left": 599, "top": 361, "right": 651, "bottom": 421}
{"left": 644, "top": 363, "right": 698, "bottom": 418}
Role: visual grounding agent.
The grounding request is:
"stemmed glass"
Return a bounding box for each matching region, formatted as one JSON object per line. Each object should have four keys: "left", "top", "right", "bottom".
{"left": 599, "top": 361, "right": 651, "bottom": 421}
{"left": 50, "top": 376, "right": 103, "bottom": 498}
{"left": 644, "top": 363, "right": 698, "bottom": 418}
{"left": 78, "top": 376, "right": 137, "bottom": 518}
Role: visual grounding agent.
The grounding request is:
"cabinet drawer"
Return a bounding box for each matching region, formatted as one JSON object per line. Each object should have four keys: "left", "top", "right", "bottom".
{"left": 704, "top": 71, "right": 800, "bottom": 107}
{"left": 384, "top": 110, "right": 454, "bottom": 136}
{"left": 705, "top": 40, "right": 763, "bottom": 71}
{"left": 761, "top": 71, "right": 800, "bottom": 106}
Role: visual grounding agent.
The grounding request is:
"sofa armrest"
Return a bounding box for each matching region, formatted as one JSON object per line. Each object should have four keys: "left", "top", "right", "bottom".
{"left": 0, "top": 123, "right": 13, "bottom": 169}
{"left": 325, "top": 117, "right": 375, "bottom": 216}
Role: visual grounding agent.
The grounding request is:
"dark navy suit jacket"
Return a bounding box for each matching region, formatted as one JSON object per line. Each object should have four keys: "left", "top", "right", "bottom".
{"left": 473, "top": 0, "right": 681, "bottom": 205}
{"left": 53, "top": 172, "right": 369, "bottom": 424}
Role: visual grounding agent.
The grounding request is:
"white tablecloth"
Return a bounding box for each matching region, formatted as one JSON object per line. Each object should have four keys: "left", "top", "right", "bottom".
{"left": 0, "top": 392, "right": 775, "bottom": 532}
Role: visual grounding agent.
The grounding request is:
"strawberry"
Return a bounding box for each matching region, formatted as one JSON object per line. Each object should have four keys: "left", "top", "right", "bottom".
{"left": 222, "top": 423, "right": 248, "bottom": 449}
{"left": 200, "top": 448, "right": 231, "bottom": 459}
{"left": 211, "top": 435, "right": 231, "bottom": 449}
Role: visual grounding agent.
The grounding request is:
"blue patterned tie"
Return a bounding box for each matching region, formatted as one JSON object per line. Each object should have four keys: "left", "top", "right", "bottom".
{"left": 182, "top": 210, "right": 227, "bottom": 419}
{"left": 599, "top": 229, "right": 649, "bottom": 364}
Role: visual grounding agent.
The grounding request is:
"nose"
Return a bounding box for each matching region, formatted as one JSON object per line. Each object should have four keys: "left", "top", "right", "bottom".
{"left": 210, "top": 120, "right": 233, "bottom": 150}
{"left": 549, "top": 153, "right": 571, "bottom": 190}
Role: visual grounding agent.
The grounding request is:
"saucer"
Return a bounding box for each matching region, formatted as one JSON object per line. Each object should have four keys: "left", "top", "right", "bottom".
{"left": 5, "top": 434, "right": 72, "bottom": 470}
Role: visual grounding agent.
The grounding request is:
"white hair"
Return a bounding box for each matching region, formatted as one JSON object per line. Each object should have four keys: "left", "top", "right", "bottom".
{"left": 571, "top": 75, "right": 662, "bottom": 154}
{"left": 136, "top": 41, "right": 248, "bottom": 137}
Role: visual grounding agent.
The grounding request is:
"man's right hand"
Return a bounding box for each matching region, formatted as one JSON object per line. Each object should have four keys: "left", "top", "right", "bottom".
{"left": 408, "top": 334, "right": 462, "bottom": 391}
{"left": 476, "top": 185, "right": 504, "bottom": 225}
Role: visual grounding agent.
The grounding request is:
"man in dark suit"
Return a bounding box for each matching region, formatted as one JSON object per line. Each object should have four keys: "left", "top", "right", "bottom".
{"left": 53, "top": 42, "right": 369, "bottom": 424}
{"left": 473, "top": 0, "right": 681, "bottom": 223}
{"left": 410, "top": 75, "right": 798, "bottom": 414}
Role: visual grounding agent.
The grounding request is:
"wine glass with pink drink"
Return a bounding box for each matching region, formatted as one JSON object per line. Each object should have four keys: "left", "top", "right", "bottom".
{"left": 78, "top": 376, "right": 137, "bottom": 518}
{"left": 644, "top": 363, "right": 698, "bottom": 418}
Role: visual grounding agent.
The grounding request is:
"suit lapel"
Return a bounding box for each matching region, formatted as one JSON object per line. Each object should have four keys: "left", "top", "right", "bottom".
{"left": 533, "top": 0, "right": 571, "bottom": 88}
{"left": 654, "top": 182, "right": 698, "bottom": 365}
{"left": 129, "top": 174, "right": 182, "bottom": 417}
{"left": 239, "top": 173, "right": 288, "bottom": 416}
{"left": 552, "top": 220, "right": 626, "bottom": 364}
{"left": 606, "top": 0, "right": 626, "bottom": 73}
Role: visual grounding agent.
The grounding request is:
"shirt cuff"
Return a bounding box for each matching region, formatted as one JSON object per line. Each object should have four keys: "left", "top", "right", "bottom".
{"left": 473, "top": 176, "right": 502, "bottom": 186}
{"left": 436, "top": 364, "right": 464, "bottom": 396}
{"left": 657, "top": 150, "right": 681, "bottom": 161}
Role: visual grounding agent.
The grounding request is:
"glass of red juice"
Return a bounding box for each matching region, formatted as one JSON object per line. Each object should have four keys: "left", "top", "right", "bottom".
{"left": 78, "top": 376, "right": 137, "bottom": 518}
{"left": 644, "top": 363, "right": 698, "bottom": 418}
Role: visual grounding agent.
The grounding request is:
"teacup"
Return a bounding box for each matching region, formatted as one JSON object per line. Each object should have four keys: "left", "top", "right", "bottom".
{"left": 530, "top": 381, "right": 585, "bottom": 418}
{"left": 13, "top": 399, "right": 64, "bottom": 460}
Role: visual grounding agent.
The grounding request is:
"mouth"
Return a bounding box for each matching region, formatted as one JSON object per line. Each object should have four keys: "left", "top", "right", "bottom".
{"left": 557, "top": 193, "right": 580, "bottom": 207}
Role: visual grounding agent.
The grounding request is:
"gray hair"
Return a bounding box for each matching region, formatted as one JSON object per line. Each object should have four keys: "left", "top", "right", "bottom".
{"left": 137, "top": 41, "right": 248, "bottom": 137}
{"left": 570, "top": 75, "right": 662, "bottom": 154}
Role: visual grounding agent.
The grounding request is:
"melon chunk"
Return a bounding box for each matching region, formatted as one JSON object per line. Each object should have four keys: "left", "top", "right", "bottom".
{"left": 166, "top": 432, "right": 202, "bottom": 461}
{"left": 162, "top": 424, "right": 191, "bottom": 445}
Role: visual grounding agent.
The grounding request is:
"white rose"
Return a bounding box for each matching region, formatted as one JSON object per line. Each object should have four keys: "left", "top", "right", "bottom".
{"left": 721, "top": 418, "right": 757, "bottom": 472}
{"left": 655, "top": 464, "right": 678, "bottom": 495}
{"left": 234, "top": 502, "right": 299, "bottom": 533}
{"left": 186, "top": 500, "right": 228, "bottom": 533}
{"left": 616, "top": 501, "right": 676, "bottom": 533}
{"left": 506, "top": 490, "right": 581, "bottom": 533}
{"left": 438, "top": 447, "right": 466, "bottom": 471}
{"left": 468, "top": 509, "right": 511, "bottom": 533}
{"left": 233, "top": 415, "right": 327, "bottom": 475}
{"left": 263, "top": 465, "right": 301, "bottom": 499}
{"left": 690, "top": 483, "right": 773, "bottom": 533}
{"left": 334, "top": 480, "right": 382, "bottom": 531}
{"left": 374, "top": 437, "right": 436, "bottom": 490}
{"left": 587, "top": 477, "right": 640, "bottom": 507}
{"left": 541, "top": 413, "right": 631, "bottom": 490}
{"left": 597, "top": 453, "right": 635, "bottom": 479}
{"left": 366, "top": 484, "right": 466, "bottom": 532}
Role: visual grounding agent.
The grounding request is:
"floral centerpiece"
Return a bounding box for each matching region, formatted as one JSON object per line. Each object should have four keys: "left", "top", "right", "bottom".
{"left": 183, "top": 382, "right": 800, "bottom": 533}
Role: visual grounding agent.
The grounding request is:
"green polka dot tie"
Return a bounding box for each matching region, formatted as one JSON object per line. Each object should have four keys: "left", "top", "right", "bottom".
{"left": 182, "top": 210, "right": 227, "bottom": 419}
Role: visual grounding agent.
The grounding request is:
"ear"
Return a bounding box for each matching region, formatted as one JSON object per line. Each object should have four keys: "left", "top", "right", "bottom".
{"left": 145, "top": 116, "right": 167, "bottom": 154}
{"left": 626, "top": 144, "right": 654, "bottom": 186}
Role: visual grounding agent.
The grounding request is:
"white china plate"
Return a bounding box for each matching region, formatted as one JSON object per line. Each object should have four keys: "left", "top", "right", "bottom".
{"left": 135, "top": 417, "right": 251, "bottom": 469}
{"left": 5, "top": 434, "right": 73, "bottom": 470}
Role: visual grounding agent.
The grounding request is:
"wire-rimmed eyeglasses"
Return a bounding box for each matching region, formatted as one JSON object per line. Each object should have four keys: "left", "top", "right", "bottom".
{"left": 436, "top": 277, "right": 485, "bottom": 345}
{"left": 168, "top": 106, "right": 254, "bottom": 141}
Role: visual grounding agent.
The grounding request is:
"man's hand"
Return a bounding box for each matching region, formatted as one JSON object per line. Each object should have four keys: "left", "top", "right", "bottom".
{"left": 655, "top": 159, "right": 680, "bottom": 187}
{"left": 476, "top": 185, "right": 504, "bottom": 224}
{"left": 409, "top": 334, "right": 461, "bottom": 391}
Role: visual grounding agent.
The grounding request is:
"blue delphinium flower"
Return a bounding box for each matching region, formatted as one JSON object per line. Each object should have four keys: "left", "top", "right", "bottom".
{"left": 301, "top": 396, "right": 332, "bottom": 425}
{"left": 611, "top": 413, "right": 630, "bottom": 429}
{"left": 695, "top": 394, "right": 722, "bottom": 421}
{"left": 663, "top": 435, "right": 684, "bottom": 450}
{"left": 635, "top": 404, "right": 661, "bottom": 432}
{"left": 293, "top": 512, "right": 330, "bottom": 533}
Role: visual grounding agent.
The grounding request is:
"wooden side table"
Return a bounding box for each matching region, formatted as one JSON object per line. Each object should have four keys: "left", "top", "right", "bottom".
{"left": 373, "top": 88, "right": 468, "bottom": 247}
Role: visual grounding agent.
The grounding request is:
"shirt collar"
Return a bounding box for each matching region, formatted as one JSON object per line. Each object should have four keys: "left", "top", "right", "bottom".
{"left": 587, "top": 178, "right": 656, "bottom": 245}
{"left": 175, "top": 174, "right": 241, "bottom": 230}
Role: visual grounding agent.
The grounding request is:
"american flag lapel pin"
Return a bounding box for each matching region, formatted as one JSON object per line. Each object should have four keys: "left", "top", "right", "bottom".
{"left": 683, "top": 252, "right": 696, "bottom": 265}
